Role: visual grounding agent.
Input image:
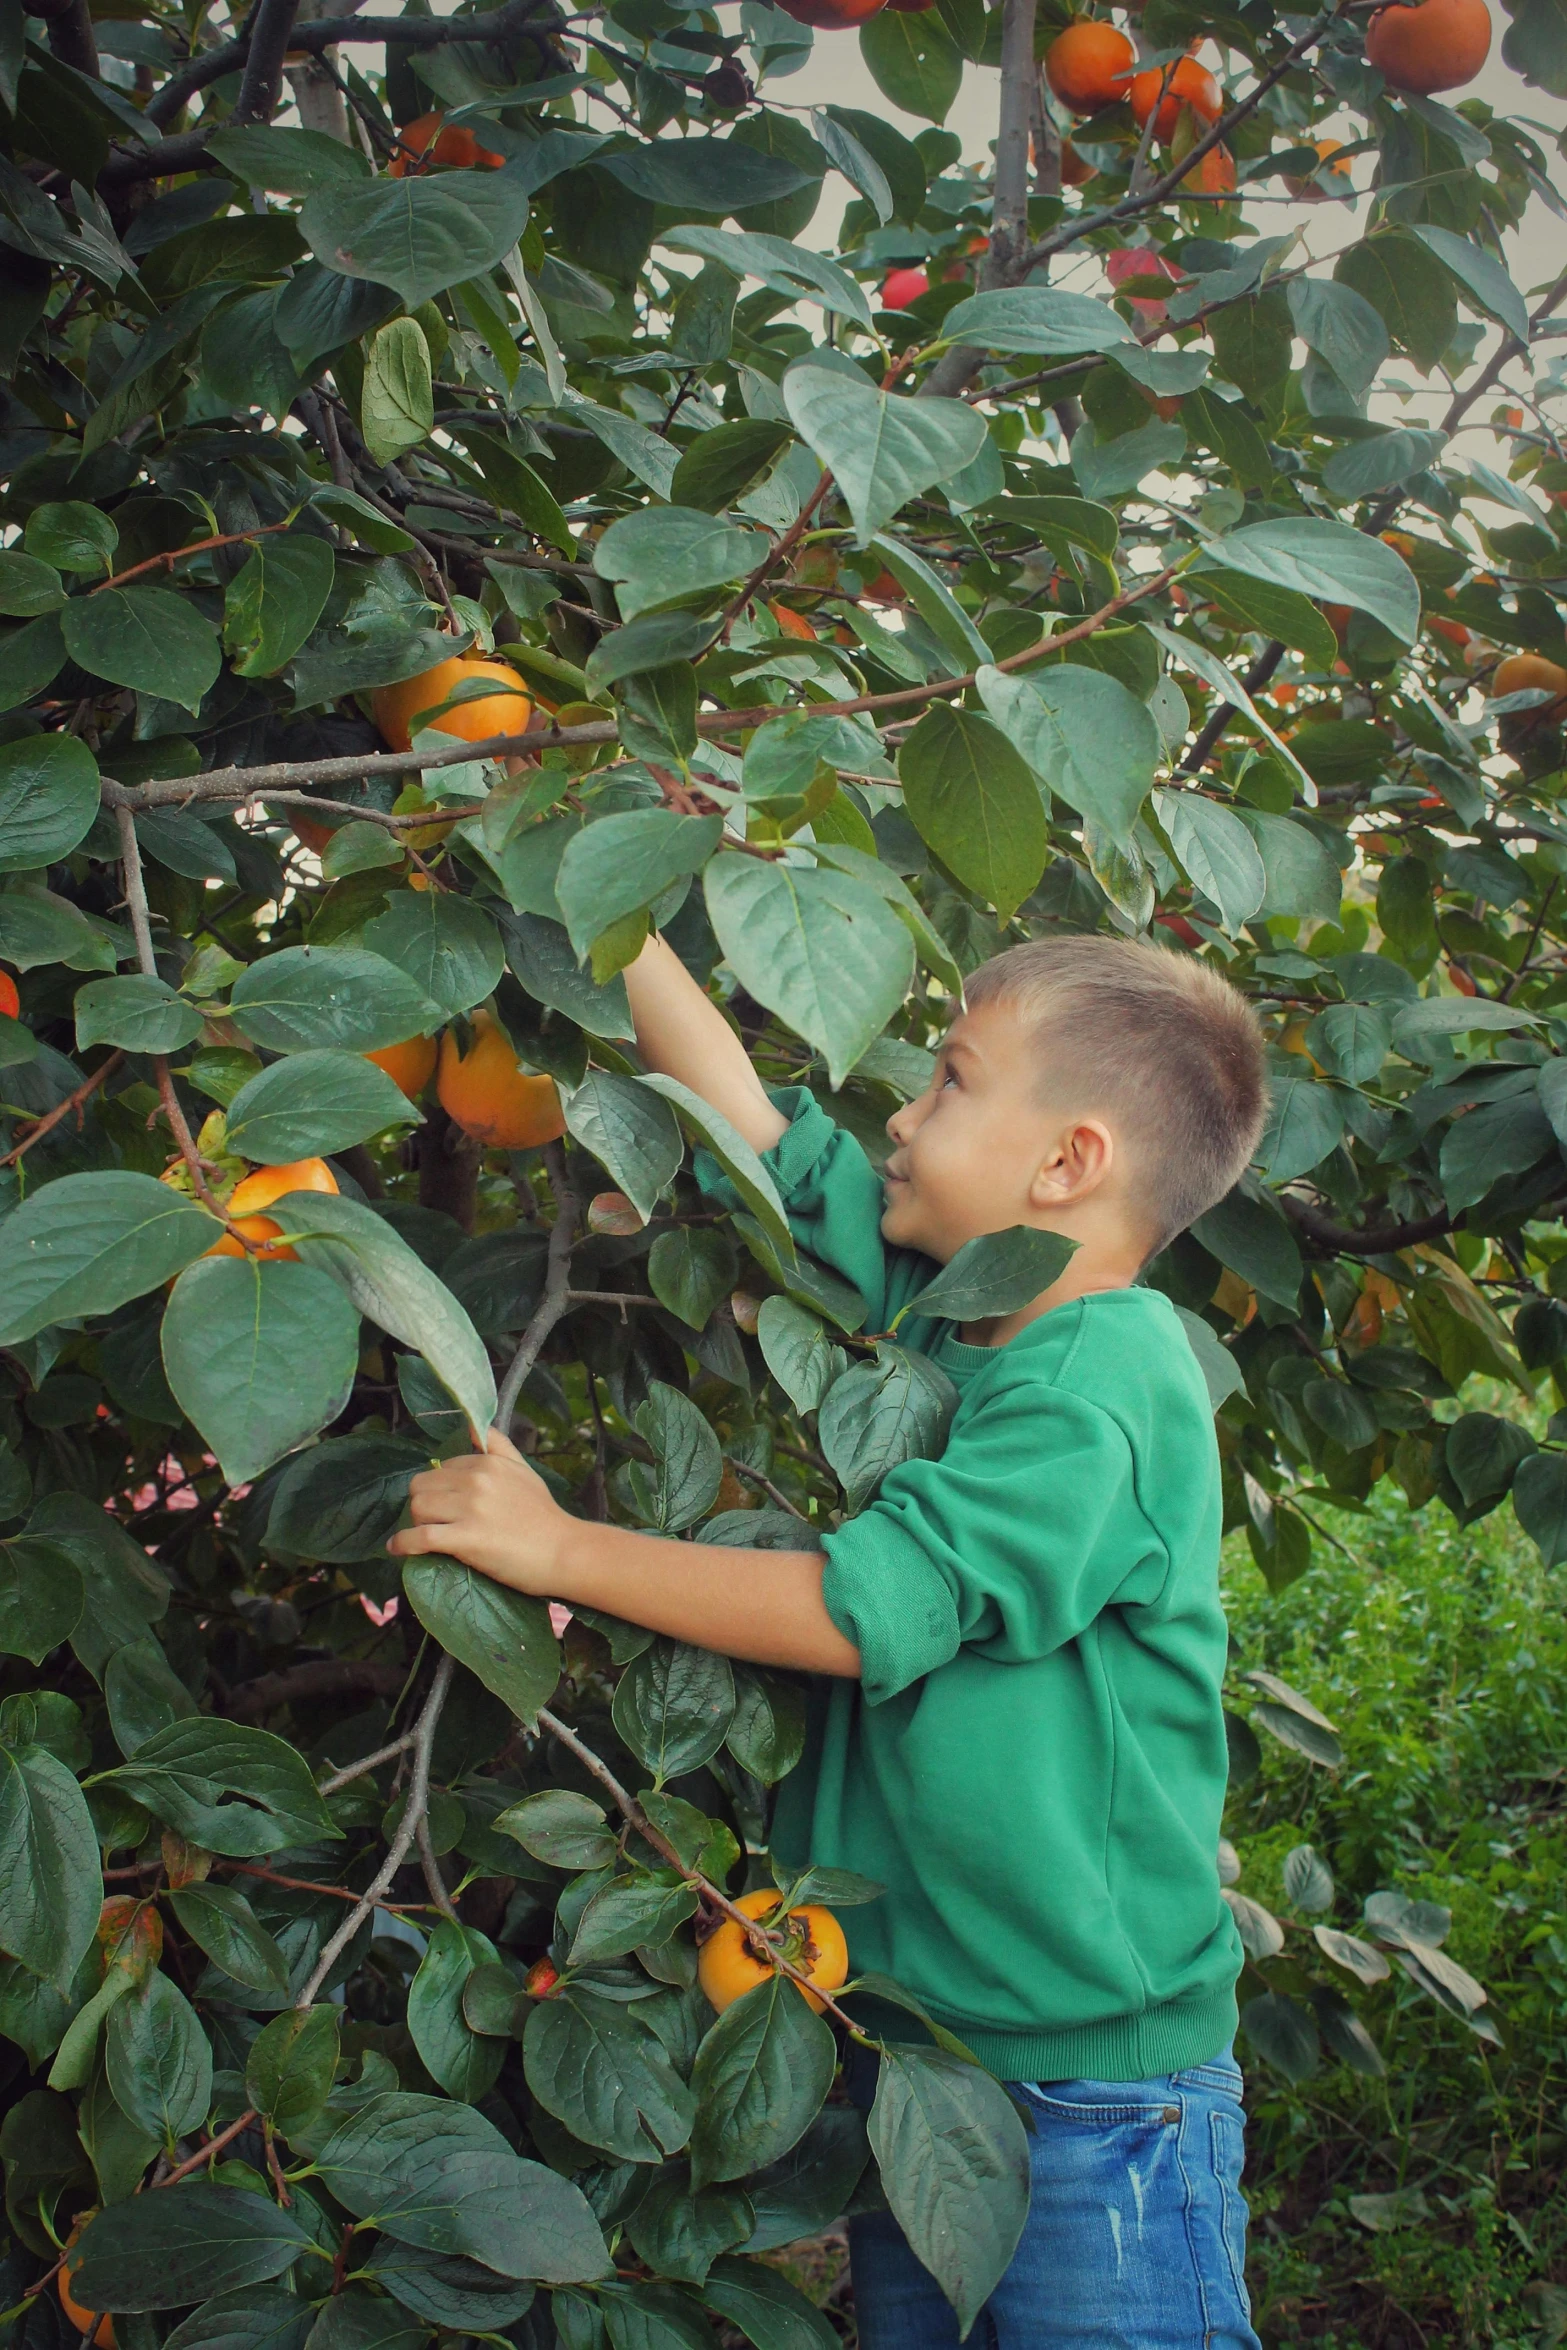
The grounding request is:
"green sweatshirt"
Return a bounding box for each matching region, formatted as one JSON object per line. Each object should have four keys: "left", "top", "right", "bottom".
{"left": 718, "top": 1089, "right": 1241, "bottom": 2085}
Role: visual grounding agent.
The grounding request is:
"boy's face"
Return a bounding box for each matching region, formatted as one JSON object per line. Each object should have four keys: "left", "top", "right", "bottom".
{"left": 881, "top": 1002, "right": 1087, "bottom": 1261}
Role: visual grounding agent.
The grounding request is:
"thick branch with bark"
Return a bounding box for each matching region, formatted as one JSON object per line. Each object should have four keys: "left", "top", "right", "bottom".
{"left": 1281, "top": 1196, "right": 1455, "bottom": 1258}
{"left": 224, "top": 1657, "right": 406, "bottom": 1724}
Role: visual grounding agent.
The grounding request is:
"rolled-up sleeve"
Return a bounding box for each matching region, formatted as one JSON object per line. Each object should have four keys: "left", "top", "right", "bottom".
{"left": 695, "top": 1086, "right": 929, "bottom": 1332}
{"left": 819, "top": 1375, "right": 1168, "bottom": 1703}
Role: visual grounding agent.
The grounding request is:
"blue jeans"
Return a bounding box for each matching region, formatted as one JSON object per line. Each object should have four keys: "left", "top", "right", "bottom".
{"left": 850, "top": 2050, "right": 1261, "bottom": 2350}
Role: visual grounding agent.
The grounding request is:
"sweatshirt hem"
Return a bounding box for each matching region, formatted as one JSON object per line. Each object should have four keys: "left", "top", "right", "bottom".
{"left": 926, "top": 1989, "right": 1239, "bottom": 2085}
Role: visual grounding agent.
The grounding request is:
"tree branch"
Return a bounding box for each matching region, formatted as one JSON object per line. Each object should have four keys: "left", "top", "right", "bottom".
{"left": 496, "top": 1140, "right": 579, "bottom": 1430}
{"left": 31, "top": 0, "right": 99, "bottom": 79}
{"left": 294, "top": 1652, "right": 455, "bottom": 2007}
{"left": 1280, "top": 1195, "right": 1455, "bottom": 1257}
{"left": 231, "top": 0, "right": 304, "bottom": 123}
{"left": 115, "top": 806, "right": 227, "bottom": 1219}
{"left": 1177, "top": 639, "right": 1287, "bottom": 776}
{"left": 224, "top": 1657, "right": 407, "bottom": 1724}
{"left": 101, "top": 559, "right": 1184, "bottom": 816}
{"left": 920, "top": 0, "right": 1036, "bottom": 401}
{"left": 0, "top": 1052, "right": 123, "bottom": 1167}
{"left": 317, "top": 1732, "right": 419, "bottom": 1795}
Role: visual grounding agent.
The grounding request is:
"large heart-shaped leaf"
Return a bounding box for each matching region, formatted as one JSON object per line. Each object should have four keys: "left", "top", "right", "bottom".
{"left": 782, "top": 365, "right": 987, "bottom": 545}
{"left": 299, "top": 168, "right": 534, "bottom": 309}
{"left": 161, "top": 1256, "right": 361, "bottom": 1484}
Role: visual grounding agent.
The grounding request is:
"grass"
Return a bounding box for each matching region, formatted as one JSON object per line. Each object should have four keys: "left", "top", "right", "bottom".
{"left": 1222, "top": 1486, "right": 1567, "bottom": 2348}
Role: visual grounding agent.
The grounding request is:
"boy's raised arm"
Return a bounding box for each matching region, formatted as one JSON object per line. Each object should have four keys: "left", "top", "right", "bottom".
{"left": 623, "top": 931, "right": 788, "bottom": 1155}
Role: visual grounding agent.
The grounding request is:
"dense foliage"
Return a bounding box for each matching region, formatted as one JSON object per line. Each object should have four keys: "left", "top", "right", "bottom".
{"left": 1, "top": 0, "right": 1566, "bottom": 2333}
{"left": 1221, "top": 1488, "right": 1567, "bottom": 2346}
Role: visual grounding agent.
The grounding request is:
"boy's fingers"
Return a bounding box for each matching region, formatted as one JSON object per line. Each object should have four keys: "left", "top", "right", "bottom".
{"left": 484, "top": 1425, "right": 524, "bottom": 1462}
{"left": 387, "top": 1523, "right": 450, "bottom": 1557}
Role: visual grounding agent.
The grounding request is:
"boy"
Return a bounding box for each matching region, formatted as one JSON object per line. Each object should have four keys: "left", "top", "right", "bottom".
{"left": 391, "top": 931, "right": 1269, "bottom": 2349}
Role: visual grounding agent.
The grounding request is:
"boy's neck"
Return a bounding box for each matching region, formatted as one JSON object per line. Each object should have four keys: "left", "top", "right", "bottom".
{"left": 958, "top": 1231, "right": 1147, "bottom": 1349}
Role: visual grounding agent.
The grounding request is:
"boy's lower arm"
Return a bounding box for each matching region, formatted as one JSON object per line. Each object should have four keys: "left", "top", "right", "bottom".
{"left": 623, "top": 933, "right": 789, "bottom": 1156}
{"left": 388, "top": 1432, "right": 861, "bottom": 1677}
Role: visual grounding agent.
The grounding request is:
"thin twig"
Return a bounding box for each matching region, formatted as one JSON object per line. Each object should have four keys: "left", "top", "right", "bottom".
{"left": 415, "top": 1814, "right": 459, "bottom": 1920}
{"left": 93, "top": 522, "right": 291, "bottom": 596}
{"left": 0, "top": 1052, "right": 123, "bottom": 1167}
{"left": 114, "top": 806, "right": 228, "bottom": 1218}
{"left": 496, "top": 1142, "right": 580, "bottom": 1430}
{"left": 294, "top": 1653, "right": 455, "bottom": 2007}
{"left": 317, "top": 1732, "right": 418, "bottom": 1795}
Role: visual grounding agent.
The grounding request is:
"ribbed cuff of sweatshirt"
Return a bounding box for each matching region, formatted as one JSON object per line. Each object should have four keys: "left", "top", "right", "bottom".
{"left": 693, "top": 1085, "right": 831, "bottom": 1209}
{"left": 821, "top": 1509, "right": 959, "bottom": 1704}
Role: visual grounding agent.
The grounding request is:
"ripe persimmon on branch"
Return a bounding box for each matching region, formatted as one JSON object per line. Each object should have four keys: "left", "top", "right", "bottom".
{"left": 0, "top": 0, "right": 1559, "bottom": 2326}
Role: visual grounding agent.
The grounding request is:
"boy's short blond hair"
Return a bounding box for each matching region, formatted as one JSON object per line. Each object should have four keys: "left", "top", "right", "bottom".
{"left": 964, "top": 936, "right": 1268, "bottom": 1253}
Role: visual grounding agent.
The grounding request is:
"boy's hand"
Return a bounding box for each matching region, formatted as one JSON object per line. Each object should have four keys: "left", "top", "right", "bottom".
{"left": 387, "top": 1427, "right": 567, "bottom": 1594}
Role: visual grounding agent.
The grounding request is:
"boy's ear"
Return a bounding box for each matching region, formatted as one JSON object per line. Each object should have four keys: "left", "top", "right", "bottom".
{"left": 1030, "top": 1117, "right": 1115, "bottom": 1207}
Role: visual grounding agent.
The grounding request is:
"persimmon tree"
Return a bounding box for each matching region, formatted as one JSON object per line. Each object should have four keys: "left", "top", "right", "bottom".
{"left": 0, "top": 0, "right": 1565, "bottom": 2327}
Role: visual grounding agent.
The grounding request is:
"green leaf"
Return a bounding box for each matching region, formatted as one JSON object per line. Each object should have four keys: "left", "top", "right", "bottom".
{"left": 1174, "top": 1305, "right": 1247, "bottom": 1411}
{"left": 1196, "top": 569, "right": 1339, "bottom": 671}
{"left": 101, "top": 1716, "right": 339, "bottom": 1857}
{"left": 1336, "top": 230, "right": 1457, "bottom": 370}
{"left": 563, "top": 1070, "right": 683, "bottom": 1222}
{"left": 170, "top": 1883, "right": 290, "bottom": 1999}
{"left": 0, "top": 732, "right": 100, "bottom": 874}
{"left": 73, "top": 973, "right": 203, "bottom": 1055}
{"left": 868, "top": 2046, "right": 1030, "bottom": 2336}
{"left": 496, "top": 1788, "right": 617, "bottom": 1871}
{"left": 897, "top": 703, "right": 1048, "bottom": 919}
{"left": 208, "top": 121, "right": 373, "bottom": 193}
{"left": 703, "top": 2258, "right": 837, "bottom": 2350}
{"left": 313, "top": 2090, "right": 612, "bottom": 2280}
{"left": 568, "top": 1877, "right": 699, "bottom": 1968}
{"left": 524, "top": 1985, "right": 695, "bottom": 2162}
{"left": 408, "top": 1919, "right": 505, "bottom": 2104}
{"left": 1256, "top": 1066, "right": 1345, "bottom": 1182}
{"left": 0, "top": 1171, "right": 216, "bottom": 1346}
{"left": 662, "top": 227, "right": 872, "bottom": 329}
{"left": 403, "top": 1560, "right": 560, "bottom": 1725}
{"left": 1321, "top": 426, "right": 1448, "bottom": 499}
{"left": 638, "top": 1075, "right": 794, "bottom": 1261}
{"left": 1201, "top": 518, "right": 1420, "bottom": 644}
{"left": 1240, "top": 1991, "right": 1319, "bottom": 2083}
{"left": 1286, "top": 276, "right": 1388, "bottom": 399}
{"left": 905, "top": 1226, "right": 1079, "bottom": 1328}
{"left": 61, "top": 586, "right": 221, "bottom": 711}
{"left": 782, "top": 365, "right": 986, "bottom": 546}
{"left": 612, "top": 1639, "right": 736, "bottom": 1779}
{"left": 0, "top": 551, "right": 65, "bottom": 616}
{"left": 0, "top": 1742, "right": 101, "bottom": 1989}
{"left": 1157, "top": 789, "right": 1268, "bottom": 933}
{"left": 555, "top": 813, "right": 723, "bottom": 966}
{"left": 223, "top": 534, "right": 335, "bottom": 680}
{"left": 688, "top": 1976, "right": 836, "bottom": 2189}
{"left": 103, "top": 1637, "right": 196, "bottom": 1757}
{"left": 266, "top": 1189, "right": 497, "bottom": 1438}
{"left": 0, "top": 886, "right": 115, "bottom": 973}
{"left": 858, "top": 6, "right": 963, "bottom": 121}
{"left": 817, "top": 1345, "right": 958, "bottom": 1513}
{"left": 601, "top": 135, "right": 816, "bottom": 211}
{"left": 224, "top": 1050, "right": 419, "bottom": 1163}
{"left": 756, "top": 1297, "right": 841, "bottom": 1414}
{"left": 106, "top": 1970, "right": 212, "bottom": 2147}
{"left": 363, "top": 892, "right": 505, "bottom": 1019}
{"left": 942, "top": 286, "right": 1136, "bottom": 356}
{"left": 229, "top": 945, "right": 445, "bottom": 1055}
{"left": 1513, "top": 1448, "right": 1567, "bottom": 1565}
{"left": 1191, "top": 1187, "right": 1301, "bottom": 1307}
{"left": 625, "top": 2173, "right": 753, "bottom": 2289}
{"left": 975, "top": 663, "right": 1156, "bottom": 847}
{"left": 25, "top": 500, "right": 117, "bottom": 572}
{"left": 161, "top": 1256, "right": 360, "bottom": 1484}
{"left": 704, "top": 855, "right": 913, "bottom": 1091}
{"left": 70, "top": 2185, "right": 316, "bottom": 2310}
{"left": 358, "top": 2241, "right": 532, "bottom": 2332}
{"left": 648, "top": 1227, "right": 736, "bottom": 1333}
{"left": 361, "top": 317, "right": 434, "bottom": 468}
{"left": 1409, "top": 224, "right": 1530, "bottom": 341}
{"left": 300, "top": 167, "right": 534, "bottom": 309}
{"left": 594, "top": 507, "right": 769, "bottom": 621}
{"left": 0, "top": 1538, "right": 84, "bottom": 1664}
{"left": 161, "top": 2286, "right": 317, "bottom": 2350}
{"left": 266, "top": 1434, "right": 426, "bottom": 1563}
{"left": 671, "top": 420, "right": 794, "bottom": 516}
{"left": 866, "top": 533, "right": 990, "bottom": 671}
{"left": 246, "top": 2005, "right": 341, "bottom": 2138}
{"left": 630, "top": 1381, "right": 724, "bottom": 1533}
